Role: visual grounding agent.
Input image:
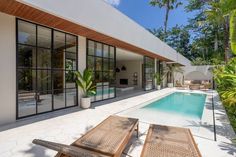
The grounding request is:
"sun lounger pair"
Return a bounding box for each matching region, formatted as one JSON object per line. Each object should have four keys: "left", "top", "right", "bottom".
{"left": 33, "top": 115, "right": 201, "bottom": 157}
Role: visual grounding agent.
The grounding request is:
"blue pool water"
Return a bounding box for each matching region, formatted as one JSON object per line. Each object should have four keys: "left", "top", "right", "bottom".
{"left": 142, "top": 92, "right": 206, "bottom": 119}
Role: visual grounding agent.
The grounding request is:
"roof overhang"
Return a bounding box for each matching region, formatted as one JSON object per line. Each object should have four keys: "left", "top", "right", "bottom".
{"left": 0, "top": 0, "right": 191, "bottom": 66}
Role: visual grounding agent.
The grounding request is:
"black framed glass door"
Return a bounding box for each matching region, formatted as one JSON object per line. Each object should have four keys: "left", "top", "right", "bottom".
{"left": 16, "top": 19, "right": 78, "bottom": 118}
{"left": 87, "top": 40, "right": 116, "bottom": 102}
{"left": 144, "top": 56, "right": 155, "bottom": 90}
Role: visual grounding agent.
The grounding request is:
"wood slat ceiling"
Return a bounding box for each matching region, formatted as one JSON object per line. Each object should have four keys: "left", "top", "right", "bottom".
{"left": 0, "top": 0, "right": 171, "bottom": 61}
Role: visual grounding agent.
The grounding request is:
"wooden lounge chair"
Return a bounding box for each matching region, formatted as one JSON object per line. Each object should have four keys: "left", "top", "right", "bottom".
{"left": 33, "top": 115, "right": 139, "bottom": 157}
{"left": 141, "top": 124, "right": 202, "bottom": 157}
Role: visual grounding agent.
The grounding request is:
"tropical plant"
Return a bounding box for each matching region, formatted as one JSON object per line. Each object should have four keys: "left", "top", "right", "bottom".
{"left": 74, "top": 69, "right": 96, "bottom": 98}
{"left": 162, "top": 64, "right": 183, "bottom": 84}
{"left": 149, "top": 0, "right": 182, "bottom": 38}
{"left": 153, "top": 72, "right": 162, "bottom": 85}
{"left": 213, "top": 57, "right": 236, "bottom": 106}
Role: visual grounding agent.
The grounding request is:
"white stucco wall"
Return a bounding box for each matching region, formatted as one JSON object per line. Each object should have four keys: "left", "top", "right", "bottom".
{"left": 0, "top": 12, "right": 16, "bottom": 126}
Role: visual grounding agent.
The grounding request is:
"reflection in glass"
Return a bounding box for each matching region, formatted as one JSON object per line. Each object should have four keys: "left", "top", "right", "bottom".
{"left": 18, "top": 93, "right": 36, "bottom": 117}
{"left": 87, "top": 56, "right": 94, "bottom": 70}
{"left": 18, "top": 45, "right": 36, "bottom": 68}
{"left": 103, "top": 86, "right": 109, "bottom": 99}
{"left": 66, "top": 34, "right": 76, "bottom": 52}
{"left": 37, "top": 70, "right": 51, "bottom": 91}
{"left": 96, "top": 43, "right": 102, "bottom": 56}
{"left": 66, "top": 52, "right": 76, "bottom": 70}
{"left": 88, "top": 40, "right": 94, "bottom": 56}
{"left": 109, "top": 60, "right": 114, "bottom": 71}
{"left": 66, "top": 71, "right": 75, "bottom": 88}
{"left": 54, "top": 31, "right": 65, "bottom": 51}
{"left": 103, "top": 45, "right": 109, "bottom": 58}
{"left": 103, "top": 59, "right": 109, "bottom": 71}
{"left": 109, "top": 87, "right": 115, "bottom": 98}
{"left": 95, "top": 58, "right": 102, "bottom": 71}
{"left": 109, "top": 47, "right": 114, "bottom": 58}
{"left": 53, "top": 89, "right": 66, "bottom": 109}
{"left": 66, "top": 88, "right": 77, "bottom": 107}
{"left": 37, "top": 26, "right": 51, "bottom": 48}
{"left": 37, "top": 48, "right": 51, "bottom": 68}
{"left": 52, "top": 51, "right": 64, "bottom": 69}
{"left": 18, "top": 20, "right": 36, "bottom": 45}
{"left": 96, "top": 86, "right": 103, "bottom": 101}
{"left": 18, "top": 69, "right": 36, "bottom": 92}
{"left": 37, "top": 91, "right": 52, "bottom": 113}
{"left": 95, "top": 72, "right": 102, "bottom": 83}
{"left": 53, "top": 70, "right": 65, "bottom": 90}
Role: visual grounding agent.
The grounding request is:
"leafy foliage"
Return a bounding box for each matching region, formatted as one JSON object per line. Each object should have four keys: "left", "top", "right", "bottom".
{"left": 153, "top": 72, "right": 162, "bottom": 85}
{"left": 163, "top": 64, "right": 183, "bottom": 84}
{"left": 74, "top": 69, "right": 96, "bottom": 98}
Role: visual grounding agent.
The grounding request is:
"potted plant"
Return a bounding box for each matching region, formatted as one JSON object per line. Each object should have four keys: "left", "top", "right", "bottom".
{"left": 153, "top": 72, "right": 162, "bottom": 90}
{"left": 74, "top": 69, "right": 96, "bottom": 109}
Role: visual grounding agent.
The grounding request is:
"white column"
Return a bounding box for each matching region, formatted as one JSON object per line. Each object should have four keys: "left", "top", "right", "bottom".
{"left": 154, "top": 58, "right": 157, "bottom": 89}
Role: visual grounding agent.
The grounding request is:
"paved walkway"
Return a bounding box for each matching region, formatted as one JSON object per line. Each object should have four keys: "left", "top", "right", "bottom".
{"left": 0, "top": 88, "right": 235, "bottom": 157}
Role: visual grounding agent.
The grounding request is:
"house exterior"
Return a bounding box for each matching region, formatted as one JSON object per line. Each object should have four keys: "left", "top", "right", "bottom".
{"left": 0, "top": 0, "right": 191, "bottom": 126}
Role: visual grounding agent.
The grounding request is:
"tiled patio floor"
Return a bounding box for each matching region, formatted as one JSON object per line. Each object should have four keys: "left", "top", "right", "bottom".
{"left": 0, "top": 88, "right": 235, "bottom": 157}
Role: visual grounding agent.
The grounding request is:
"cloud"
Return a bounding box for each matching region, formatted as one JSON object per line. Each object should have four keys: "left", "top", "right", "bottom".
{"left": 104, "top": 0, "right": 121, "bottom": 6}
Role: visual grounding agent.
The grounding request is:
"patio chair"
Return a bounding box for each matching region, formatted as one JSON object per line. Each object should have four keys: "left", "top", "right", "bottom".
{"left": 33, "top": 115, "right": 139, "bottom": 157}
{"left": 141, "top": 124, "right": 202, "bottom": 157}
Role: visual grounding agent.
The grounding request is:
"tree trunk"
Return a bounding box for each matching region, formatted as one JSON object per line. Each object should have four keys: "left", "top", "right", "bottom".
{"left": 224, "top": 17, "right": 230, "bottom": 62}
{"left": 214, "top": 30, "right": 218, "bottom": 52}
{"left": 164, "top": 1, "right": 170, "bottom": 41}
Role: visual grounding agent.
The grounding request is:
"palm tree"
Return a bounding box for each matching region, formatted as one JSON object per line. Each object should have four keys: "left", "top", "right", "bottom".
{"left": 149, "top": 0, "right": 182, "bottom": 38}
{"left": 162, "top": 64, "right": 183, "bottom": 86}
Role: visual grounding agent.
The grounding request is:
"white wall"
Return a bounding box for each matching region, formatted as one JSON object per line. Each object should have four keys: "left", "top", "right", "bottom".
{"left": 116, "top": 60, "right": 142, "bottom": 88}
{"left": 184, "top": 65, "right": 213, "bottom": 81}
{"left": 0, "top": 12, "right": 16, "bottom": 125}
{"left": 78, "top": 36, "right": 87, "bottom": 106}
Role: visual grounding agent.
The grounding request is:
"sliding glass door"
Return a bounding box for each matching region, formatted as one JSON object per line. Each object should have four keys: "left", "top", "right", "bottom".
{"left": 16, "top": 19, "right": 78, "bottom": 118}
{"left": 144, "top": 56, "right": 155, "bottom": 90}
{"left": 87, "top": 40, "right": 116, "bottom": 102}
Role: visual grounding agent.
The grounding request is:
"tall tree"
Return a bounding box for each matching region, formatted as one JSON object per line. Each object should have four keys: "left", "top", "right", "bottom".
{"left": 149, "top": 0, "right": 182, "bottom": 38}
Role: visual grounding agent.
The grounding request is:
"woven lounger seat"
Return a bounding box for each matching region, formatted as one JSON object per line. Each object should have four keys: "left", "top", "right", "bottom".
{"left": 33, "top": 115, "right": 139, "bottom": 157}
{"left": 141, "top": 124, "right": 202, "bottom": 157}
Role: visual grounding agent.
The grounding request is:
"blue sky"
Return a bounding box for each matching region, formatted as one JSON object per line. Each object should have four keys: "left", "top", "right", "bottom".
{"left": 104, "top": 0, "right": 196, "bottom": 30}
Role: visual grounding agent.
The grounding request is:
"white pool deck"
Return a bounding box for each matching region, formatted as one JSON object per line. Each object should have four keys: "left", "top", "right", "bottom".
{"left": 0, "top": 88, "right": 235, "bottom": 157}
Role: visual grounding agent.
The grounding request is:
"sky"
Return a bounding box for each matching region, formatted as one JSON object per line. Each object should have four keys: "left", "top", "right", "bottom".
{"left": 104, "top": 0, "right": 196, "bottom": 30}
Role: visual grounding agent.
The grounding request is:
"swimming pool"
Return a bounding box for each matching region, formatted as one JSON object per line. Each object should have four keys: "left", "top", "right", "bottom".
{"left": 142, "top": 92, "right": 206, "bottom": 119}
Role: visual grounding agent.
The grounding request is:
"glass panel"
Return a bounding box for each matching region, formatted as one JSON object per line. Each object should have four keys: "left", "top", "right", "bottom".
{"left": 109, "top": 60, "right": 114, "bottom": 71}
{"left": 37, "top": 91, "right": 52, "bottom": 113}
{"left": 18, "top": 92, "right": 36, "bottom": 117}
{"left": 109, "top": 87, "right": 115, "bottom": 98}
{"left": 66, "top": 71, "right": 76, "bottom": 88}
{"left": 66, "top": 88, "right": 77, "bottom": 107}
{"left": 66, "top": 34, "right": 76, "bottom": 52}
{"left": 103, "top": 59, "right": 109, "bottom": 71}
{"left": 37, "top": 48, "right": 51, "bottom": 68}
{"left": 52, "top": 50, "right": 64, "bottom": 69}
{"left": 53, "top": 89, "right": 66, "bottom": 109}
{"left": 37, "top": 70, "right": 51, "bottom": 91}
{"left": 96, "top": 43, "right": 102, "bottom": 57}
{"left": 95, "top": 72, "right": 102, "bottom": 83}
{"left": 65, "top": 52, "right": 76, "bottom": 70}
{"left": 103, "top": 72, "right": 109, "bottom": 83}
{"left": 54, "top": 31, "right": 65, "bottom": 51}
{"left": 18, "top": 69, "right": 36, "bottom": 92}
{"left": 37, "top": 26, "right": 51, "bottom": 48}
{"left": 144, "top": 56, "right": 154, "bottom": 90}
{"left": 95, "top": 58, "right": 102, "bottom": 71}
{"left": 88, "top": 40, "right": 95, "bottom": 56}
{"left": 53, "top": 70, "right": 65, "bottom": 90}
{"left": 18, "top": 20, "right": 36, "bottom": 46}
{"left": 103, "top": 45, "right": 109, "bottom": 58}
{"left": 95, "top": 86, "right": 103, "bottom": 101}
{"left": 87, "top": 56, "right": 94, "bottom": 70}
{"left": 18, "top": 45, "right": 36, "bottom": 68}
{"left": 103, "top": 86, "right": 109, "bottom": 99}
{"left": 109, "top": 47, "right": 114, "bottom": 58}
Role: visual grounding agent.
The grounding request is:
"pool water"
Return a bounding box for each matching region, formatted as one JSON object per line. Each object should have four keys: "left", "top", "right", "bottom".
{"left": 142, "top": 92, "right": 206, "bottom": 119}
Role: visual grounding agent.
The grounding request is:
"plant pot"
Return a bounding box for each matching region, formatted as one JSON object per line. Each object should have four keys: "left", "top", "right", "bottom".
{"left": 80, "top": 97, "right": 91, "bottom": 109}
{"left": 167, "top": 83, "right": 174, "bottom": 88}
{"left": 157, "top": 85, "right": 161, "bottom": 90}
